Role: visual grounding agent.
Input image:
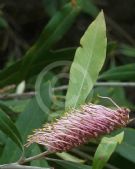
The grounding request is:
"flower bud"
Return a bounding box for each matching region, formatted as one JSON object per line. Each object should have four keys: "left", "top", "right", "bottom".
{"left": 26, "top": 104, "right": 129, "bottom": 152}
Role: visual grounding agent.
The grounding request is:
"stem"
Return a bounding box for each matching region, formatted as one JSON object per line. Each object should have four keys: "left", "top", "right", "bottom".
{"left": 1, "top": 82, "right": 135, "bottom": 100}
{"left": 95, "top": 82, "right": 135, "bottom": 87}
{"left": 18, "top": 151, "right": 51, "bottom": 165}
{"left": 0, "top": 92, "right": 35, "bottom": 100}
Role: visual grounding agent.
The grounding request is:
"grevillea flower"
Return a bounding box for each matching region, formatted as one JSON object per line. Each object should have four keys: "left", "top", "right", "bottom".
{"left": 26, "top": 103, "right": 129, "bottom": 153}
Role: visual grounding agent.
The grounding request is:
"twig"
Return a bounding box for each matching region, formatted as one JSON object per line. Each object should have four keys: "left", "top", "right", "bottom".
{"left": 0, "top": 85, "right": 16, "bottom": 94}
{"left": 0, "top": 92, "right": 35, "bottom": 100}
{"left": 52, "top": 82, "right": 135, "bottom": 90}
{"left": 0, "top": 163, "right": 52, "bottom": 169}
{"left": 0, "top": 82, "right": 135, "bottom": 100}
{"left": 18, "top": 151, "right": 51, "bottom": 165}
{"left": 53, "top": 85, "right": 68, "bottom": 91}
{"left": 95, "top": 82, "right": 135, "bottom": 87}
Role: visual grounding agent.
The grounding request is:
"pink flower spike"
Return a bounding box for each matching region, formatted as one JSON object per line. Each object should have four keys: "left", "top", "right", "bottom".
{"left": 26, "top": 103, "right": 130, "bottom": 153}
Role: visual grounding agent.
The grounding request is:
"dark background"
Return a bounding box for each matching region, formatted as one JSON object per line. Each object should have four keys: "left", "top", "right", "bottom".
{"left": 0, "top": 0, "right": 135, "bottom": 67}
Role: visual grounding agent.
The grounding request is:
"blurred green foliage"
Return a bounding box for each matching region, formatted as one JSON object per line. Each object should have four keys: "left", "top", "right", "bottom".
{"left": 0, "top": 0, "right": 135, "bottom": 169}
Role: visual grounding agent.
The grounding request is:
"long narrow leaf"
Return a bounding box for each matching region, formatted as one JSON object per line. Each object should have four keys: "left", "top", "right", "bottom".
{"left": 0, "top": 110, "right": 23, "bottom": 151}
{"left": 99, "top": 63, "right": 135, "bottom": 81}
{"left": 0, "top": 102, "right": 17, "bottom": 122}
{"left": 0, "top": 82, "right": 51, "bottom": 163}
{"left": 92, "top": 132, "right": 124, "bottom": 169}
{"left": 77, "top": 0, "right": 99, "bottom": 17}
{"left": 116, "top": 128, "right": 135, "bottom": 163}
{"left": 119, "top": 44, "right": 135, "bottom": 57}
{"left": 20, "top": 3, "right": 80, "bottom": 79}
{"left": 0, "top": 48, "right": 75, "bottom": 88}
{"left": 0, "top": 2, "right": 79, "bottom": 88}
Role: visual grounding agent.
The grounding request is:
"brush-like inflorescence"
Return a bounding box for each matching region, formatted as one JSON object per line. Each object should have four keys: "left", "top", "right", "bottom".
{"left": 26, "top": 104, "right": 129, "bottom": 153}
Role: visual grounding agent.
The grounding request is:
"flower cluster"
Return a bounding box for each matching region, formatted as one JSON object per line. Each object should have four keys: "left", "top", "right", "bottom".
{"left": 26, "top": 104, "right": 129, "bottom": 152}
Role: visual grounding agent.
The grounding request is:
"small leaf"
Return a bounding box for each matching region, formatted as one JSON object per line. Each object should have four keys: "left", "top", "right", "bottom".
{"left": 0, "top": 110, "right": 23, "bottom": 151}
{"left": 66, "top": 11, "right": 107, "bottom": 109}
{"left": 16, "top": 81, "right": 25, "bottom": 94}
{"left": 56, "top": 152, "right": 85, "bottom": 163}
{"left": 92, "top": 132, "right": 124, "bottom": 169}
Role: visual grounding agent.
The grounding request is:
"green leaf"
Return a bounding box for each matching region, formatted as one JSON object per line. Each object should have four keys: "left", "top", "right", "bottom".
{"left": 0, "top": 131, "right": 9, "bottom": 158}
{"left": 0, "top": 102, "right": 17, "bottom": 122}
{"left": 20, "top": 3, "right": 80, "bottom": 79}
{"left": 3, "top": 99, "right": 30, "bottom": 113}
{"left": 0, "top": 2, "right": 78, "bottom": 88}
{"left": 119, "top": 44, "right": 135, "bottom": 57}
{"left": 42, "top": 0, "right": 59, "bottom": 17}
{"left": 0, "top": 16, "right": 8, "bottom": 29}
{"left": 0, "top": 48, "right": 75, "bottom": 88}
{"left": 0, "top": 82, "right": 51, "bottom": 163}
{"left": 56, "top": 152, "right": 85, "bottom": 163}
{"left": 66, "top": 11, "right": 107, "bottom": 109}
{"left": 109, "top": 154, "right": 135, "bottom": 169}
{"left": 116, "top": 128, "right": 135, "bottom": 163}
{"left": 47, "top": 158, "right": 92, "bottom": 169}
{"left": 31, "top": 145, "right": 49, "bottom": 167}
{"left": 99, "top": 63, "right": 135, "bottom": 81}
{"left": 34, "top": 3, "right": 79, "bottom": 50}
{"left": 117, "top": 143, "right": 135, "bottom": 163}
{"left": 77, "top": 0, "right": 99, "bottom": 17}
{"left": 0, "top": 110, "right": 23, "bottom": 151}
{"left": 92, "top": 132, "right": 124, "bottom": 169}
{"left": 0, "top": 60, "right": 21, "bottom": 88}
